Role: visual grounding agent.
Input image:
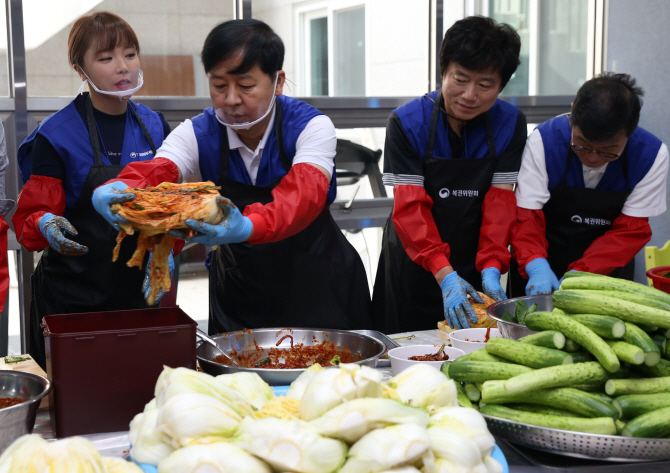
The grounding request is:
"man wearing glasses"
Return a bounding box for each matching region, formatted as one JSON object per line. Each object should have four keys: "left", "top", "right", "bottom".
{"left": 509, "top": 73, "right": 669, "bottom": 296}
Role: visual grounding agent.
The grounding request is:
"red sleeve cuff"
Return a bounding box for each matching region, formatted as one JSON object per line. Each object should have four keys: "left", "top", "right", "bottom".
{"left": 483, "top": 260, "right": 502, "bottom": 272}
{"left": 426, "top": 254, "right": 451, "bottom": 276}
{"left": 246, "top": 213, "right": 269, "bottom": 244}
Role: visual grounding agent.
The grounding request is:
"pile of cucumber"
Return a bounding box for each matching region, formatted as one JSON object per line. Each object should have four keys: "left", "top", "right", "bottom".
{"left": 442, "top": 271, "right": 670, "bottom": 438}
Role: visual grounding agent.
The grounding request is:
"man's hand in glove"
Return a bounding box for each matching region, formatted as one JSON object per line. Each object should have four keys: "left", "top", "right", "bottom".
{"left": 440, "top": 271, "right": 484, "bottom": 329}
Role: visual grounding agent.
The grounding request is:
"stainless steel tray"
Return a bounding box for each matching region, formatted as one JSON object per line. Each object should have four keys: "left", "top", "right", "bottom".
{"left": 483, "top": 414, "right": 670, "bottom": 462}
{"left": 350, "top": 329, "right": 399, "bottom": 368}
{"left": 197, "top": 328, "right": 385, "bottom": 386}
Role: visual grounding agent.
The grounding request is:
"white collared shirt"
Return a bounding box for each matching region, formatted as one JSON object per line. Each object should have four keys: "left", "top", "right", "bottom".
{"left": 155, "top": 105, "right": 336, "bottom": 184}
{"left": 226, "top": 107, "right": 276, "bottom": 185}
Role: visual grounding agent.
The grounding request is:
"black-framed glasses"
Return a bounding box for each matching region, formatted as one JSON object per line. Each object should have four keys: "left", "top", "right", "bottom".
{"left": 570, "top": 141, "right": 626, "bottom": 160}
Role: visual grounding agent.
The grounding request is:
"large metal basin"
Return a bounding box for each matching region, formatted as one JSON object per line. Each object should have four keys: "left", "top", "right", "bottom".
{"left": 487, "top": 294, "right": 553, "bottom": 340}
{"left": 197, "top": 328, "right": 386, "bottom": 386}
{"left": 0, "top": 371, "right": 52, "bottom": 454}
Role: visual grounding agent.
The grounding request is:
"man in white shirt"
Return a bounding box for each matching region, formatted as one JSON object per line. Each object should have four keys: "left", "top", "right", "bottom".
{"left": 93, "top": 19, "right": 372, "bottom": 332}
{"left": 510, "top": 72, "right": 669, "bottom": 295}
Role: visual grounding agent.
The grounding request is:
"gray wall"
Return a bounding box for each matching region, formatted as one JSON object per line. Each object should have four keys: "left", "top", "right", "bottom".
{"left": 606, "top": 0, "right": 670, "bottom": 282}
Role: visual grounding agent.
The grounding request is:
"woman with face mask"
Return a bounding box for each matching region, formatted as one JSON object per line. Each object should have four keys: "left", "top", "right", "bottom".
{"left": 12, "top": 12, "right": 172, "bottom": 369}
{"left": 92, "top": 19, "right": 373, "bottom": 334}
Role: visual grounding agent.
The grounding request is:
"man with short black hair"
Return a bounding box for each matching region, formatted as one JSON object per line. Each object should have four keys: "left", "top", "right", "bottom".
{"left": 93, "top": 19, "right": 372, "bottom": 332}
{"left": 511, "top": 73, "right": 669, "bottom": 295}
{"left": 371, "top": 16, "right": 527, "bottom": 333}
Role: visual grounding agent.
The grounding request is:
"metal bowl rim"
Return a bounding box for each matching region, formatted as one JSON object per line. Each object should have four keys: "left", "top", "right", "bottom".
{"left": 0, "top": 371, "right": 52, "bottom": 413}
{"left": 486, "top": 295, "right": 553, "bottom": 327}
{"left": 196, "top": 327, "right": 386, "bottom": 372}
{"left": 483, "top": 413, "right": 670, "bottom": 443}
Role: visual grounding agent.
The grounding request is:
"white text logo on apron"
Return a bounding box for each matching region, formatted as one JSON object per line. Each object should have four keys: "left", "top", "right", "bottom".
{"left": 571, "top": 215, "right": 611, "bottom": 226}
{"left": 439, "top": 188, "right": 478, "bottom": 198}
{"left": 129, "top": 150, "right": 154, "bottom": 159}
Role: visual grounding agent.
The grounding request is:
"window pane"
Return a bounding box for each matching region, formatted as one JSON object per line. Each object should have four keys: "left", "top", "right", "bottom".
{"left": 335, "top": 7, "right": 365, "bottom": 96}
{"left": 310, "top": 17, "right": 329, "bottom": 96}
{"left": 490, "top": 0, "right": 588, "bottom": 96}
{"left": 538, "top": 0, "right": 588, "bottom": 94}
{"left": 256, "top": 0, "right": 430, "bottom": 97}
{"left": 23, "top": 1, "right": 235, "bottom": 97}
{"left": 0, "top": 5, "right": 9, "bottom": 96}
{"left": 489, "top": 0, "right": 530, "bottom": 95}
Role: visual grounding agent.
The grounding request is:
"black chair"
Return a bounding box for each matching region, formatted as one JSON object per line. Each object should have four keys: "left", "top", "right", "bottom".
{"left": 334, "top": 139, "right": 387, "bottom": 198}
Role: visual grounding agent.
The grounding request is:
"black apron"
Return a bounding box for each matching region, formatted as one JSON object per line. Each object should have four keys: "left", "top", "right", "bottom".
{"left": 30, "top": 97, "right": 157, "bottom": 368}
{"left": 509, "top": 149, "right": 634, "bottom": 297}
{"left": 208, "top": 101, "right": 372, "bottom": 334}
{"left": 371, "top": 94, "right": 498, "bottom": 334}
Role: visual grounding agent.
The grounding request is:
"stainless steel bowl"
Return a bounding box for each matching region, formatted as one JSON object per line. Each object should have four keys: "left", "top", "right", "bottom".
{"left": 486, "top": 294, "right": 553, "bottom": 340}
{"left": 197, "top": 328, "right": 386, "bottom": 386}
{"left": 0, "top": 371, "right": 52, "bottom": 454}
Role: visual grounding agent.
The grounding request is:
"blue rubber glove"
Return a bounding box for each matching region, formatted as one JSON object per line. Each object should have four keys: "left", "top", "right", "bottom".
{"left": 39, "top": 213, "right": 88, "bottom": 256}
{"left": 525, "top": 257, "right": 560, "bottom": 295}
{"left": 440, "top": 271, "right": 485, "bottom": 329}
{"left": 481, "top": 267, "right": 508, "bottom": 301}
{"left": 91, "top": 181, "right": 135, "bottom": 230}
{"left": 169, "top": 196, "right": 253, "bottom": 246}
{"left": 143, "top": 251, "right": 174, "bottom": 305}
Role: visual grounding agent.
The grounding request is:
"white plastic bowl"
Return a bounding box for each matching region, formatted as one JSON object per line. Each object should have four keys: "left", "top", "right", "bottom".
{"left": 449, "top": 328, "right": 502, "bottom": 354}
{"left": 388, "top": 345, "right": 466, "bottom": 375}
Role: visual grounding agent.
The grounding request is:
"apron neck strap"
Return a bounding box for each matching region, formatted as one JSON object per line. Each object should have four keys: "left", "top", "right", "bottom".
{"left": 84, "top": 96, "right": 157, "bottom": 166}
{"left": 219, "top": 99, "right": 291, "bottom": 180}
{"left": 127, "top": 102, "right": 157, "bottom": 156}
{"left": 85, "top": 95, "right": 104, "bottom": 166}
{"left": 484, "top": 112, "right": 497, "bottom": 160}
{"left": 425, "top": 92, "right": 442, "bottom": 158}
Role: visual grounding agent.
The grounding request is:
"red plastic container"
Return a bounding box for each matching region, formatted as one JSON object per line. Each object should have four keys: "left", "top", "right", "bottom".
{"left": 43, "top": 307, "right": 197, "bottom": 437}
{"left": 647, "top": 266, "right": 670, "bottom": 295}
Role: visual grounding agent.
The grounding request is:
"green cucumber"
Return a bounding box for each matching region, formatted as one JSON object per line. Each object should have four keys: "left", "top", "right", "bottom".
{"left": 562, "top": 270, "right": 607, "bottom": 279}
{"left": 613, "top": 393, "right": 670, "bottom": 420}
{"left": 481, "top": 382, "right": 619, "bottom": 418}
{"left": 480, "top": 405, "right": 617, "bottom": 435}
{"left": 623, "top": 323, "right": 661, "bottom": 366}
{"left": 573, "top": 383, "right": 606, "bottom": 392}
{"left": 653, "top": 335, "right": 667, "bottom": 353}
{"left": 621, "top": 406, "right": 670, "bottom": 437}
{"left": 525, "top": 312, "right": 620, "bottom": 373}
{"left": 553, "top": 308, "right": 567, "bottom": 314}
{"left": 560, "top": 276, "right": 670, "bottom": 308}
{"left": 564, "top": 339, "right": 582, "bottom": 352}
{"left": 640, "top": 324, "right": 660, "bottom": 333}
{"left": 509, "top": 404, "right": 583, "bottom": 417}
{"left": 503, "top": 361, "right": 609, "bottom": 395}
{"left": 485, "top": 337, "right": 572, "bottom": 368}
{"left": 616, "top": 419, "right": 626, "bottom": 434}
{"left": 571, "top": 351, "right": 594, "bottom": 363}
{"left": 553, "top": 290, "right": 670, "bottom": 329}
{"left": 661, "top": 328, "right": 670, "bottom": 339}
{"left": 565, "top": 314, "right": 626, "bottom": 339}
{"left": 447, "top": 361, "right": 533, "bottom": 383}
{"left": 518, "top": 331, "right": 566, "bottom": 349}
{"left": 442, "top": 360, "right": 473, "bottom": 408}
{"left": 457, "top": 349, "right": 510, "bottom": 364}
{"left": 665, "top": 343, "right": 670, "bottom": 361}
{"left": 605, "top": 377, "right": 670, "bottom": 396}
{"left": 590, "top": 392, "right": 615, "bottom": 404}
{"left": 464, "top": 383, "right": 481, "bottom": 402}
{"left": 606, "top": 340, "right": 645, "bottom": 365}
{"left": 640, "top": 359, "right": 670, "bottom": 377}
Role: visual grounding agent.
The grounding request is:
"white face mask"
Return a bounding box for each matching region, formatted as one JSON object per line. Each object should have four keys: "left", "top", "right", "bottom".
{"left": 77, "top": 68, "right": 144, "bottom": 101}
{"left": 215, "top": 73, "right": 279, "bottom": 131}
